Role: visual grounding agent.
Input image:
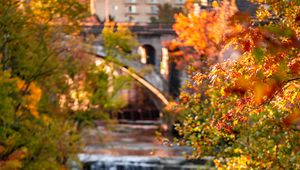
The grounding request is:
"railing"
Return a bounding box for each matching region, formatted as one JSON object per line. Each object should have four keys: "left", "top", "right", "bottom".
{"left": 82, "top": 22, "right": 175, "bottom": 35}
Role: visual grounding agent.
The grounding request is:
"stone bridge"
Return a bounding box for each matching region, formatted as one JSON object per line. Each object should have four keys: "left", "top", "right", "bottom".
{"left": 83, "top": 24, "right": 183, "bottom": 110}
{"left": 91, "top": 44, "right": 169, "bottom": 109}
{"left": 84, "top": 24, "right": 175, "bottom": 67}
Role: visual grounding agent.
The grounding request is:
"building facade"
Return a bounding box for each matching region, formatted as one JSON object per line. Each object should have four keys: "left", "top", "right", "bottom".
{"left": 91, "top": 0, "right": 186, "bottom": 23}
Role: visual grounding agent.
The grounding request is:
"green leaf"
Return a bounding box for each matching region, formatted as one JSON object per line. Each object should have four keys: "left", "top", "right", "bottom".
{"left": 252, "top": 47, "right": 264, "bottom": 63}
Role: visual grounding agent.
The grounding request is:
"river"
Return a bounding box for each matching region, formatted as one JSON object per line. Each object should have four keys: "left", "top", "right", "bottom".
{"left": 72, "top": 122, "right": 214, "bottom": 170}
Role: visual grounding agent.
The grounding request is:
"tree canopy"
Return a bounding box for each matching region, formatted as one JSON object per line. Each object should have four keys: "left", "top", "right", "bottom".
{"left": 150, "top": 3, "right": 183, "bottom": 24}
{"left": 169, "top": 0, "right": 300, "bottom": 168}
{"left": 0, "top": 1, "right": 136, "bottom": 169}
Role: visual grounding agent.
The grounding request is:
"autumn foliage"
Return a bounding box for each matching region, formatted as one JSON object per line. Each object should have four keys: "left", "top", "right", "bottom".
{"left": 170, "top": 0, "right": 300, "bottom": 168}
{"left": 0, "top": 0, "right": 129, "bottom": 169}
{"left": 0, "top": 0, "right": 90, "bottom": 169}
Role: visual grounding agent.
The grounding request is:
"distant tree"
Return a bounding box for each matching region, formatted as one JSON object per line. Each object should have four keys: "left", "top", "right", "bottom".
{"left": 150, "top": 3, "right": 182, "bottom": 24}
{"left": 101, "top": 25, "right": 139, "bottom": 57}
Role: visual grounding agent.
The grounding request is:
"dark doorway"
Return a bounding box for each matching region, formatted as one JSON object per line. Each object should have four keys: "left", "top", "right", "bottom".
{"left": 143, "top": 45, "right": 156, "bottom": 65}
{"left": 169, "top": 62, "right": 181, "bottom": 98}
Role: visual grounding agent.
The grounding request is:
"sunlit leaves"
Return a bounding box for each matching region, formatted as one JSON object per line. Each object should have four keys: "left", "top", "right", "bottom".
{"left": 0, "top": 0, "right": 93, "bottom": 169}
{"left": 102, "top": 25, "right": 139, "bottom": 58}
{"left": 28, "top": 0, "right": 88, "bottom": 26}
{"left": 171, "top": 0, "right": 300, "bottom": 169}
{"left": 173, "top": 11, "right": 223, "bottom": 57}
{"left": 17, "top": 80, "right": 42, "bottom": 118}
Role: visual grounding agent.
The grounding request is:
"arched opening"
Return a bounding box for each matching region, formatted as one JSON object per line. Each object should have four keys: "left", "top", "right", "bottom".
{"left": 94, "top": 55, "right": 168, "bottom": 124}
{"left": 138, "top": 44, "right": 156, "bottom": 65}
{"left": 117, "top": 82, "right": 160, "bottom": 123}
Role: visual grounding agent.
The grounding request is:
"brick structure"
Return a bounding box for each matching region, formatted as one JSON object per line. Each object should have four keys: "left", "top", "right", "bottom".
{"left": 91, "top": 0, "right": 185, "bottom": 23}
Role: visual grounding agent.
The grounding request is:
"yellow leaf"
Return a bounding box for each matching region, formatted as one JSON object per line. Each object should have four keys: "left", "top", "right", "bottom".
{"left": 233, "top": 120, "right": 238, "bottom": 125}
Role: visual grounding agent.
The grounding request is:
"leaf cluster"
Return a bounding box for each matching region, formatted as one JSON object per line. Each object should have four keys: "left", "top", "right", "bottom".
{"left": 0, "top": 1, "right": 129, "bottom": 169}
{"left": 171, "top": 0, "right": 300, "bottom": 169}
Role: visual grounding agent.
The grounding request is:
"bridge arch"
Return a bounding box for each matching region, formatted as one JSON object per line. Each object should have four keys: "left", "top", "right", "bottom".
{"left": 102, "top": 59, "right": 169, "bottom": 122}
{"left": 91, "top": 45, "right": 169, "bottom": 107}
{"left": 138, "top": 44, "right": 156, "bottom": 65}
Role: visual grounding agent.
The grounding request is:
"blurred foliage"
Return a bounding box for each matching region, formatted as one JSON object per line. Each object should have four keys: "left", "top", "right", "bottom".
{"left": 0, "top": 0, "right": 133, "bottom": 169}
{"left": 102, "top": 25, "right": 139, "bottom": 58}
{"left": 168, "top": 0, "right": 300, "bottom": 169}
{"left": 150, "top": 3, "right": 183, "bottom": 24}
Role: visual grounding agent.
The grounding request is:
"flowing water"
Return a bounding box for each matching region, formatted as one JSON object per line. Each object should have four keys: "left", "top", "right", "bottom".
{"left": 76, "top": 122, "right": 214, "bottom": 170}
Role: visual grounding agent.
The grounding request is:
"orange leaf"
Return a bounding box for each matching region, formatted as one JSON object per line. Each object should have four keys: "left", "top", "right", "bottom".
{"left": 283, "top": 111, "right": 300, "bottom": 127}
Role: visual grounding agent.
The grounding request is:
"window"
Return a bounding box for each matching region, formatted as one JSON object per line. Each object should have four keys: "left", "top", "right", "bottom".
{"left": 150, "top": 6, "right": 158, "bottom": 14}
{"left": 147, "top": 0, "right": 158, "bottom": 4}
{"left": 128, "top": 5, "right": 137, "bottom": 13}
{"left": 113, "top": 5, "right": 118, "bottom": 10}
{"left": 175, "top": 0, "right": 185, "bottom": 4}
{"left": 127, "top": 0, "right": 136, "bottom": 3}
